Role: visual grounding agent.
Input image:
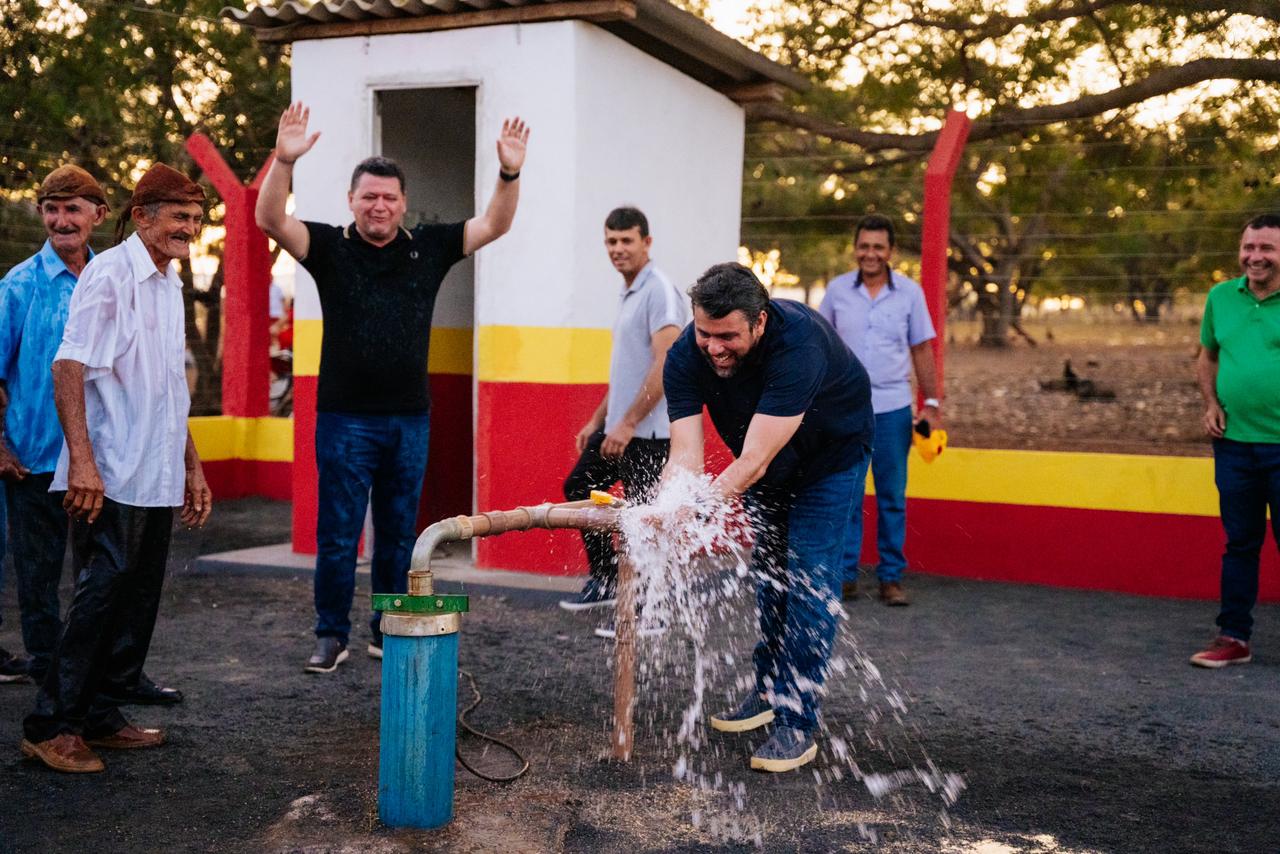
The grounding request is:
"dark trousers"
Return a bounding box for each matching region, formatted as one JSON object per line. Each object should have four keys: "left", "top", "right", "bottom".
{"left": 1213, "top": 438, "right": 1280, "bottom": 642}
{"left": 562, "top": 429, "right": 669, "bottom": 593}
{"left": 5, "top": 473, "right": 71, "bottom": 681}
{"left": 314, "top": 411, "right": 431, "bottom": 645}
{"left": 24, "top": 499, "right": 173, "bottom": 742}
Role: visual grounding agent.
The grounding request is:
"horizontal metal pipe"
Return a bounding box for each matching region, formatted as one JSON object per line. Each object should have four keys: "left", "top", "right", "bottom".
{"left": 410, "top": 502, "right": 624, "bottom": 574}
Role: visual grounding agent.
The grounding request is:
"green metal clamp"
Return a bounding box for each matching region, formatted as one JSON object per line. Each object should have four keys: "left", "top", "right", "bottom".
{"left": 372, "top": 592, "right": 470, "bottom": 614}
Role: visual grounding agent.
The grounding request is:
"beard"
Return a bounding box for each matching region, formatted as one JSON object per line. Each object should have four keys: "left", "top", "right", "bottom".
{"left": 700, "top": 339, "right": 762, "bottom": 379}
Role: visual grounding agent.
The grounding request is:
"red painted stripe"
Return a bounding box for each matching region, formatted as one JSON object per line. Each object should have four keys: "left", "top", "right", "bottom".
{"left": 419, "top": 373, "right": 473, "bottom": 527}
{"left": 203, "top": 459, "right": 291, "bottom": 502}
{"left": 292, "top": 372, "right": 474, "bottom": 556}
{"left": 891, "top": 497, "right": 1279, "bottom": 602}
{"left": 476, "top": 381, "right": 606, "bottom": 573}
{"left": 292, "top": 375, "right": 319, "bottom": 554}
{"left": 474, "top": 382, "right": 733, "bottom": 574}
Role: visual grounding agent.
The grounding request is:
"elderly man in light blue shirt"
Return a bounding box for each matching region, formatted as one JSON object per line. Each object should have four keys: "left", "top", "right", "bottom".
{"left": 819, "top": 213, "right": 940, "bottom": 606}
{"left": 560, "top": 207, "right": 689, "bottom": 621}
{"left": 0, "top": 166, "right": 108, "bottom": 685}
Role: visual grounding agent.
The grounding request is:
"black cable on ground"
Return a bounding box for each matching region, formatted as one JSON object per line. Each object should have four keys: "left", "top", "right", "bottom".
{"left": 455, "top": 668, "right": 530, "bottom": 783}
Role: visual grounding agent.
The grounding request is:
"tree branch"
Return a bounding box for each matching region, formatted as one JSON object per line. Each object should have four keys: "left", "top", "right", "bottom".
{"left": 746, "top": 58, "right": 1280, "bottom": 151}
{"left": 861, "top": 0, "right": 1280, "bottom": 44}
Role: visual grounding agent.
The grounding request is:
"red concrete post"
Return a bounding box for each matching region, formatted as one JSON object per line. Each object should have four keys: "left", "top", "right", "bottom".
{"left": 919, "top": 110, "right": 972, "bottom": 402}
{"left": 185, "top": 134, "right": 275, "bottom": 417}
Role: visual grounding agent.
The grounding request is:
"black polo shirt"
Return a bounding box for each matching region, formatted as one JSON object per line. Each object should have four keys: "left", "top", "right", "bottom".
{"left": 300, "top": 220, "right": 466, "bottom": 414}
{"left": 663, "top": 298, "right": 874, "bottom": 491}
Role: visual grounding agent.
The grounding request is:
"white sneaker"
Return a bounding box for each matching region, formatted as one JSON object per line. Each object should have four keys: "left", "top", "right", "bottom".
{"left": 367, "top": 641, "right": 383, "bottom": 660}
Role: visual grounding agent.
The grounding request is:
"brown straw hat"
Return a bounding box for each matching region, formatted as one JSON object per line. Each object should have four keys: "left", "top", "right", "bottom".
{"left": 114, "top": 163, "right": 206, "bottom": 244}
{"left": 37, "top": 165, "right": 108, "bottom": 208}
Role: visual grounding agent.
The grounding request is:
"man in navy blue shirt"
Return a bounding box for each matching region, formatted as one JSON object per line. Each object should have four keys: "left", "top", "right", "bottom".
{"left": 661, "top": 263, "right": 873, "bottom": 772}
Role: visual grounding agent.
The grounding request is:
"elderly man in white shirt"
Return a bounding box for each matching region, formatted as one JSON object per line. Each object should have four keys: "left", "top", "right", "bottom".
{"left": 20, "top": 163, "right": 212, "bottom": 775}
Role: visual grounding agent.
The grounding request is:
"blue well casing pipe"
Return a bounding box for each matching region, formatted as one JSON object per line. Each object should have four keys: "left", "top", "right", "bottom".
{"left": 373, "top": 504, "right": 622, "bottom": 829}
{"left": 374, "top": 569, "right": 469, "bottom": 829}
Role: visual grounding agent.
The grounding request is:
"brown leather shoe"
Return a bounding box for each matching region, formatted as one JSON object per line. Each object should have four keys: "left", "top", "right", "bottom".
{"left": 20, "top": 733, "right": 105, "bottom": 773}
{"left": 85, "top": 724, "right": 166, "bottom": 750}
{"left": 879, "top": 581, "right": 910, "bottom": 606}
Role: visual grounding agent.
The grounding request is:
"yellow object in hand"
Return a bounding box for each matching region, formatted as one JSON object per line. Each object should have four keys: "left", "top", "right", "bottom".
{"left": 912, "top": 425, "right": 948, "bottom": 463}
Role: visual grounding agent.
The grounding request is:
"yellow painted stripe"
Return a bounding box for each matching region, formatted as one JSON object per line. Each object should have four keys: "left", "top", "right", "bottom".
{"left": 901, "top": 447, "right": 1217, "bottom": 517}
{"left": 430, "top": 327, "right": 473, "bottom": 375}
{"left": 293, "top": 320, "right": 473, "bottom": 377}
{"left": 477, "top": 325, "right": 611, "bottom": 384}
{"left": 295, "top": 319, "right": 322, "bottom": 377}
{"left": 189, "top": 416, "right": 294, "bottom": 463}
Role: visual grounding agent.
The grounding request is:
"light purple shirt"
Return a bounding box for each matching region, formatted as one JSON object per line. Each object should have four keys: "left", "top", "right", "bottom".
{"left": 818, "top": 270, "right": 935, "bottom": 414}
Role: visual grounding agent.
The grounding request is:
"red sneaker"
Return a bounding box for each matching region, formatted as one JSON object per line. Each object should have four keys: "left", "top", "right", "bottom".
{"left": 1189, "top": 635, "right": 1252, "bottom": 668}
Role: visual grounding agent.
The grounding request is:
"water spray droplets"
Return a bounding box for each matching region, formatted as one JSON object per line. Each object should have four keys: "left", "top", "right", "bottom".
{"left": 611, "top": 469, "right": 963, "bottom": 845}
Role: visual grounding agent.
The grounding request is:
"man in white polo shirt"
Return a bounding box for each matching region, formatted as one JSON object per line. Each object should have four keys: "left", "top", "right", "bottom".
{"left": 20, "top": 163, "right": 213, "bottom": 774}
{"left": 560, "top": 207, "right": 689, "bottom": 620}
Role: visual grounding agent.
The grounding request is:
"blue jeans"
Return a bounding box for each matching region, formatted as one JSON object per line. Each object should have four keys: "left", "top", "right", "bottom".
{"left": 747, "top": 453, "right": 867, "bottom": 733}
{"left": 842, "top": 406, "right": 911, "bottom": 584}
{"left": 1212, "top": 438, "right": 1280, "bottom": 642}
{"left": 315, "top": 412, "right": 431, "bottom": 645}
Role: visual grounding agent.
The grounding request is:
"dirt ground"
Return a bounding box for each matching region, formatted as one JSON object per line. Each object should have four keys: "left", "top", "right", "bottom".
{"left": 1, "top": 497, "right": 1277, "bottom": 853}
{"left": 944, "top": 319, "right": 1208, "bottom": 457}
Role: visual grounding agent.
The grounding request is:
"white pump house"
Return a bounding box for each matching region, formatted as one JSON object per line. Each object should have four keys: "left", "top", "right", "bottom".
{"left": 226, "top": 0, "right": 806, "bottom": 570}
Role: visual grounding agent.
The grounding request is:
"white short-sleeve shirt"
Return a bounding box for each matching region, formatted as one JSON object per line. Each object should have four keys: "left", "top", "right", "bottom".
{"left": 51, "top": 233, "right": 191, "bottom": 507}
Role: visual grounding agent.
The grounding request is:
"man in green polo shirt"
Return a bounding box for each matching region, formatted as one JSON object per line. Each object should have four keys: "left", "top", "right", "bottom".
{"left": 1191, "top": 213, "right": 1280, "bottom": 668}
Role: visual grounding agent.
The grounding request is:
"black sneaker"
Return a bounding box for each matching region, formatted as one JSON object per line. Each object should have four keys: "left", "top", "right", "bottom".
{"left": 749, "top": 725, "right": 817, "bottom": 772}
{"left": 709, "top": 689, "right": 775, "bottom": 733}
{"left": 0, "top": 648, "right": 31, "bottom": 684}
{"left": 558, "top": 581, "right": 617, "bottom": 612}
{"left": 304, "top": 637, "right": 348, "bottom": 674}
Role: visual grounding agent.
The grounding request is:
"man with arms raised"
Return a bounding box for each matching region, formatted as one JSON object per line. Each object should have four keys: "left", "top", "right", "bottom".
{"left": 1191, "top": 213, "right": 1280, "bottom": 668}
{"left": 256, "top": 103, "right": 529, "bottom": 672}
{"left": 659, "top": 263, "right": 873, "bottom": 772}
{"left": 21, "top": 164, "right": 212, "bottom": 773}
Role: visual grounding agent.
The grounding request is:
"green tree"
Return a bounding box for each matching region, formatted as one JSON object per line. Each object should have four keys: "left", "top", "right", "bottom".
{"left": 0, "top": 0, "right": 288, "bottom": 407}
{"left": 736, "top": 0, "right": 1280, "bottom": 344}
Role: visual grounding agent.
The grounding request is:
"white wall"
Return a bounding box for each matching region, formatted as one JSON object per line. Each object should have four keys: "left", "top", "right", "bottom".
{"left": 572, "top": 24, "right": 744, "bottom": 326}
{"left": 289, "top": 21, "right": 744, "bottom": 332}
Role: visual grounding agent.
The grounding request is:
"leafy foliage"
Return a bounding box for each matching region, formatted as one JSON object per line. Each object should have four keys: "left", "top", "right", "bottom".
{"left": 0, "top": 0, "right": 289, "bottom": 407}
{"left": 737, "top": 0, "right": 1280, "bottom": 342}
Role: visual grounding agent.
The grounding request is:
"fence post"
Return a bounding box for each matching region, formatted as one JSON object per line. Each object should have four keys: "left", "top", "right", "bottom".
{"left": 920, "top": 110, "right": 972, "bottom": 401}
{"left": 185, "top": 134, "right": 275, "bottom": 418}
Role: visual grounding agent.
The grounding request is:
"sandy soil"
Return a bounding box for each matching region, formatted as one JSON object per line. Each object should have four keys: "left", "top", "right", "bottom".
{"left": 0, "top": 498, "right": 1275, "bottom": 854}
{"left": 944, "top": 320, "right": 1209, "bottom": 457}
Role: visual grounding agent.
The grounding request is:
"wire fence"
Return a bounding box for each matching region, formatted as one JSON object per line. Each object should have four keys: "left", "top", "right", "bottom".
{"left": 742, "top": 126, "right": 1274, "bottom": 456}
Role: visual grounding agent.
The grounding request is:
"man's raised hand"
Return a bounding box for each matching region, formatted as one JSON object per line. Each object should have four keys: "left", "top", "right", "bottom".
{"left": 275, "top": 102, "right": 321, "bottom": 165}
{"left": 496, "top": 117, "right": 530, "bottom": 174}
